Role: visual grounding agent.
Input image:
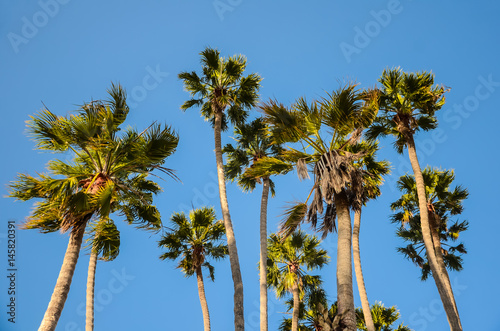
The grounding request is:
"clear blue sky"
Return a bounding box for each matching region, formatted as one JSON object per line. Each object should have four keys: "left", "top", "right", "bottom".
{"left": 1, "top": 1, "right": 499, "bottom": 330}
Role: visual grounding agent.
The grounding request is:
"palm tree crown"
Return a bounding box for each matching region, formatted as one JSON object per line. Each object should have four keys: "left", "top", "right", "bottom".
{"left": 391, "top": 167, "right": 469, "bottom": 281}
{"left": 159, "top": 207, "right": 228, "bottom": 279}
{"left": 178, "top": 47, "right": 262, "bottom": 130}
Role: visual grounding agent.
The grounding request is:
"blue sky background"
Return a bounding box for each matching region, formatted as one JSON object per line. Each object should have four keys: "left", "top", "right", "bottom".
{"left": 1, "top": 1, "right": 499, "bottom": 330}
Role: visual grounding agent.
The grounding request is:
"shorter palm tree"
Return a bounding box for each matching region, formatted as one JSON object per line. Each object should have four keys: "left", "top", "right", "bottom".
{"left": 356, "top": 302, "right": 413, "bottom": 331}
{"left": 279, "top": 288, "right": 330, "bottom": 331}
{"left": 267, "top": 231, "right": 329, "bottom": 331}
{"left": 391, "top": 167, "right": 469, "bottom": 281}
{"left": 159, "top": 207, "right": 228, "bottom": 331}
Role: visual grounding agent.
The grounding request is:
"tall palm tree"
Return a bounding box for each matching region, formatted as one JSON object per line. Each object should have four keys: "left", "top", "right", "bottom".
{"left": 85, "top": 219, "right": 120, "bottom": 331}
{"left": 366, "top": 68, "right": 461, "bottom": 330}
{"left": 158, "top": 207, "right": 228, "bottom": 331}
{"left": 356, "top": 302, "right": 413, "bottom": 331}
{"left": 254, "top": 84, "right": 378, "bottom": 331}
{"left": 267, "top": 231, "right": 329, "bottom": 331}
{"left": 179, "top": 47, "right": 262, "bottom": 330}
{"left": 223, "top": 117, "right": 284, "bottom": 331}
{"left": 349, "top": 141, "right": 390, "bottom": 331}
{"left": 391, "top": 167, "right": 468, "bottom": 281}
{"left": 9, "top": 84, "right": 178, "bottom": 331}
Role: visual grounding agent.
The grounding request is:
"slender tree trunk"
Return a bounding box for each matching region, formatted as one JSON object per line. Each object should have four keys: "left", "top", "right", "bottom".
{"left": 85, "top": 251, "right": 97, "bottom": 331}
{"left": 352, "top": 209, "right": 375, "bottom": 331}
{"left": 196, "top": 266, "right": 211, "bottom": 331}
{"left": 334, "top": 190, "right": 356, "bottom": 331}
{"left": 406, "top": 137, "right": 462, "bottom": 331}
{"left": 429, "top": 211, "right": 460, "bottom": 322}
{"left": 38, "top": 223, "right": 87, "bottom": 331}
{"left": 291, "top": 283, "right": 300, "bottom": 331}
{"left": 260, "top": 177, "right": 270, "bottom": 331}
{"left": 213, "top": 111, "right": 245, "bottom": 330}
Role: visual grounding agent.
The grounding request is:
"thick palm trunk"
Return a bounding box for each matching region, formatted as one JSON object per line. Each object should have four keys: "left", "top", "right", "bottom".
{"left": 260, "top": 177, "right": 270, "bottom": 331}
{"left": 86, "top": 251, "right": 97, "bottom": 331}
{"left": 196, "top": 266, "right": 211, "bottom": 331}
{"left": 334, "top": 191, "right": 356, "bottom": 331}
{"left": 352, "top": 209, "right": 375, "bottom": 331}
{"left": 38, "top": 223, "right": 86, "bottom": 331}
{"left": 213, "top": 111, "right": 245, "bottom": 330}
{"left": 406, "top": 137, "right": 462, "bottom": 331}
{"left": 291, "top": 283, "right": 300, "bottom": 331}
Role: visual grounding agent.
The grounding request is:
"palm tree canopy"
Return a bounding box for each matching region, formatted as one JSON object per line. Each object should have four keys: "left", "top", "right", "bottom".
{"left": 9, "top": 83, "right": 179, "bottom": 239}
{"left": 366, "top": 67, "right": 448, "bottom": 153}
{"left": 267, "top": 230, "right": 329, "bottom": 298}
{"left": 253, "top": 84, "right": 385, "bottom": 237}
{"left": 158, "top": 207, "right": 228, "bottom": 281}
{"left": 391, "top": 167, "right": 469, "bottom": 280}
{"left": 356, "top": 301, "right": 413, "bottom": 331}
{"left": 178, "top": 47, "right": 262, "bottom": 131}
{"left": 223, "top": 117, "right": 284, "bottom": 195}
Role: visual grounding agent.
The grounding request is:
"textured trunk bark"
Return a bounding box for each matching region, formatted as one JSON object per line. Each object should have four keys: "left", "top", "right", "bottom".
{"left": 38, "top": 223, "right": 87, "bottom": 331}
{"left": 259, "top": 177, "right": 270, "bottom": 331}
{"left": 429, "top": 211, "right": 460, "bottom": 323}
{"left": 213, "top": 111, "right": 245, "bottom": 331}
{"left": 406, "top": 137, "right": 462, "bottom": 331}
{"left": 291, "top": 283, "right": 300, "bottom": 331}
{"left": 86, "top": 251, "right": 97, "bottom": 331}
{"left": 196, "top": 266, "right": 211, "bottom": 331}
{"left": 334, "top": 190, "right": 356, "bottom": 331}
{"left": 352, "top": 209, "right": 375, "bottom": 331}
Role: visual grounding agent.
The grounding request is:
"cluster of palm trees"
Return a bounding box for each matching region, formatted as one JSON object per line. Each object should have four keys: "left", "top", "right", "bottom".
{"left": 9, "top": 47, "right": 469, "bottom": 331}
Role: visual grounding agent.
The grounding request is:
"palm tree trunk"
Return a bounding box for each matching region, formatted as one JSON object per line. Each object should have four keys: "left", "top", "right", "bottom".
{"left": 196, "top": 266, "right": 211, "bottom": 331}
{"left": 406, "top": 136, "right": 462, "bottom": 331}
{"left": 291, "top": 283, "right": 300, "bottom": 331}
{"left": 260, "top": 177, "right": 270, "bottom": 331}
{"left": 213, "top": 111, "right": 245, "bottom": 331}
{"left": 352, "top": 209, "right": 375, "bottom": 331}
{"left": 38, "top": 223, "right": 87, "bottom": 331}
{"left": 334, "top": 190, "right": 356, "bottom": 331}
{"left": 86, "top": 251, "right": 97, "bottom": 331}
{"left": 429, "top": 212, "right": 460, "bottom": 322}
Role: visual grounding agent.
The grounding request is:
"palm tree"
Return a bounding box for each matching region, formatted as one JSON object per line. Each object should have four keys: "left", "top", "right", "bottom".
{"left": 356, "top": 302, "right": 413, "bottom": 331}
{"left": 85, "top": 219, "right": 120, "bottom": 331}
{"left": 350, "top": 141, "right": 390, "bottom": 331}
{"left": 366, "top": 68, "right": 461, "bottom": 330}
{"left": 391, "top": 167, "right": 468, "bottom": 281}
{"left": 267, "top": 231, "right": 329, "bottom": 331}
{"left": 223, "top": 117, "right": 284, "bottom": 331}
{"left": 9, "top": 84, "right": 178, "bottom": 331}
{"left": 179, "top": 47, "right": 262, "bottom": 330}
{"left": 279, "top": 288, "right": 330, "bottom": 331}
{"left": 158, "top": 207, "right": 228, "bottom": 331}
{"left": 255, "top": 84, "right": 378, "bottom": 330}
